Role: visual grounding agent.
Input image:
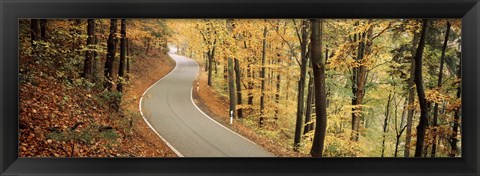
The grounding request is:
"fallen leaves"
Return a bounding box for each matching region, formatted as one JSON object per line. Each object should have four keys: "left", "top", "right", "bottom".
{"left": 19, "top": 51, "right": 177, "bottom": 157}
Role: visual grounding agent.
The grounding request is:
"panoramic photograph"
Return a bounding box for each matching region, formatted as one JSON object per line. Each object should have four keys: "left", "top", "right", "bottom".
{"left": 19, "top": 19, "right": 462, "bottom": 157}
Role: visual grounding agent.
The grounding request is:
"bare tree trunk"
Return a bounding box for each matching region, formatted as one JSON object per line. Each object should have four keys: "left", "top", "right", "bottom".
{"left": 274, "top": 57, "right": 281, "bottom": 122}
{"left": 82, "top": 19, "right": 95, "bottom": 80}
{"left": 126, "top": 39, "right": 130, "bottom": 74}
{"left": 145, "top": 38, "right": 150, "bottom": 55}
{"left": 40, "top": 19, "right": 47, "bottom": 40}
{"left": 259, "top": 24, "right": 267, "bottom": 127}
{"left": 117, "top": 19, "right": 127, "bottom": 92}
{"left": 309, "top": 19, "right": 327, "bottom": 157}
{"left": 294, "top": 20, "right": 309, "bottom": 150}
{"left": 205, "top": 52, "right": 209, "bottom": 72}
{"left": 224, "top": 61, "right": 228, "bottom": 92}
{"left": 104, "top": 19, "right": 118, "bottom": 91}
{"left": 431, "top": 21, "right": 450, "bottom": 157}
{"left": 394, "top": 101, "right": 407, "bottom": 157}
{"left": 449, "top": 54, "right": 461, "bottom": 157}
{"left": 92, "top": 33, "right": 98, "bottom": 81}
{"left": 304, "top": 74, "right": 314, "bottom": 134}
{"left": 404, "top": 29, "right": 420, "bottom": 157}
{"left": 234, "top": 58, "right": 243, "bottom": 119}
{"left": 381, "top": 93, "right": 393, "bottom": 157}
{"left": 414, "top": 19, "right": 430, "bottom": 157}
{"left": 207, "top": 47, "right": 215, "bottom": 86}
{"left": 228, "top": 57, "right": 236, "bottom": 119}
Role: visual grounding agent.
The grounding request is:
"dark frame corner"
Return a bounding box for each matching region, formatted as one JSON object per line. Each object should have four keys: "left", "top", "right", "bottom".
{"left": 1, "top": 0, "right": 479, "bottom": 176}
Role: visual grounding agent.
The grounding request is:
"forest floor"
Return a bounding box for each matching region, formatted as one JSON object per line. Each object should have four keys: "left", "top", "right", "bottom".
{"left": 192, "top": 65, "right": 306, "bottom": 157}
{"left": 19, "top": 50, "right": 176, "bottom": 157}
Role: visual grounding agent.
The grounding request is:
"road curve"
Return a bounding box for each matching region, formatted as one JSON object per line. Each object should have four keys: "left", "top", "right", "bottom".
{"left": 139, "top": 52, "right": 274, "bottom": 157}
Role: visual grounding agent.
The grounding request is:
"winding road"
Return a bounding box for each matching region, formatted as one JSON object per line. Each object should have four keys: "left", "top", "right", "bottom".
{"left": 139, "top": 51, "right": 274, "bottom": 157}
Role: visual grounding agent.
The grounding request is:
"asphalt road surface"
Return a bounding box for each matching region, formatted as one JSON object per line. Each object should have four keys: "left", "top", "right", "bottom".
{"left": 139, "top": 52, "right": 274, "bottom": 157}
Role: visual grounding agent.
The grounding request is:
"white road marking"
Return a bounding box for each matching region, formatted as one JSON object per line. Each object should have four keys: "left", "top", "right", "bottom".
{"left": 139, "top": 53, "right": 184, "bottom": 157}
{"left": 187, "top": 56, "right": 272, "bottom": 152}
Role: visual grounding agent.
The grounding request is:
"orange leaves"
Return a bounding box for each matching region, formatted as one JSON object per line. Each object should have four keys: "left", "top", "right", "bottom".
{"left": 19, "top": 49, "right": 177, "bottom": 157}
{"left": 426, "top": 88, "right": 451, "bottom": 104}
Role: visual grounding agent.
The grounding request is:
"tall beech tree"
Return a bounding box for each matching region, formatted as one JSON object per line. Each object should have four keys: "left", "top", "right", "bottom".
{"left": 449, "top": 53, "right": 461, "bottom": 157}
{"left": 259, "top": 24, "right": 268, "bottom": 127}
{"left": 197, "top": 20, "right": 217, "bottom": 87}
{"left": 126, "top": 39, "right": 130, "bottom": 74}
{"left": 226, "top": 19, "right": 237, "bottom": 119}
{"left": 350, "top": 20, "right": 373, "bottom": 141}
{"left": 104, "top": 19, "right": 118, "bottom": 90}
{"left": 293, "top": 19, "right": 309, "bottom": 150}
{"left": 309, "top": 19, "right": 327, "bottom": 157}
{"left": 40, "top": 19, "right": 47, "bottom": 39}
{"left": 117, "top": 19, "right": 127, "bottom": 92}
{"left": 404, "top": 29, "right": 419, "bottom": 157}
{"left": 430, "top": 21, "right": 450, "bottom": 157}
{"left": 414, "top": 19, "right": 430, "bottom": 157}
{"left": 228, "top": 57, "right": 236, "bottom": 118}
{"left": 234, "top": 58, "right": 243, "bottom": 118}
{"left": 381, "top": 93, "right": 393, "bottom": 157}
{"left": 82, "top": 19, "right": 95, "bottom": 80}
{"left": 304, "top": 74, "right": 314, "bottom": 134}
{"left": 92, "top": 31, "right": 99, "bottom": 80}
{"left": 394, "top": 100, "right": 408, "bottom": 157}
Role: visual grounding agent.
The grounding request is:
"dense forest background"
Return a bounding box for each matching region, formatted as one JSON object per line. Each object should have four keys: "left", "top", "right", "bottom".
{"left": 168, "top": 19, "right": 462, "bottom": 157}
{"left": 19, "top": 18, "right": 461, "bottom": 157}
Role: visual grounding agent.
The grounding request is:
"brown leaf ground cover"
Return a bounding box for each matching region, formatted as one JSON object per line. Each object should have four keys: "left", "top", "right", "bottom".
{"left": 19, "top": 50, "right": 176, "bottom": 157}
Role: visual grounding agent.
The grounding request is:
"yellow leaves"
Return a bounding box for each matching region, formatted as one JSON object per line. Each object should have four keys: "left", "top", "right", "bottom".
{"left": 322, "top": 134, "right": 366, "bottom": 157}
{"left": 426, "top": 88, "right": 451, "bottom": 104}
{"left": 447, "top": 98, "right": 461, "bottom": 112}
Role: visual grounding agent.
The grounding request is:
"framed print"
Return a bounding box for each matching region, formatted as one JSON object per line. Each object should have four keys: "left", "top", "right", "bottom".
{"left": 1, "top": 0, "right": 479, "bottom": 175}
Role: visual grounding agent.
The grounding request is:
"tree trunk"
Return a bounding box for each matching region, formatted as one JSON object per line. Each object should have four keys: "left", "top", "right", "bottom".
{"left": 207, "top": 47, "right": 215, "bottom": 86}
{"left": 381, "top": 93, "right": 393, "bottom": 157}
{"left": 214, "top": 60, "right": 218, "bottom": 74}
{"left": 205, "top": 52, "right": 209, "bottom": 72}
{"left": 274, "top": 57, "right": 282, "bottom": 122}
{"left": 82, "top": 19, "right": 95, "bottom": 80}
{"left": 224, "top": 61, "right": 228, "bottom": 92}
{"left": 394, "top": 100, "right": 407, "bottom": 157}
{"left": 145, "top": 38, "right": 150, "bottom": 55}
{"left": 294, "top": 20, "right": 309, "bottom": 150}
{"left": 431, "top": 21, "right": 450, "bottom": 157}
{"left": 325, "top": 47, "right": 331, "bottom": 108}
{"left": 117, "top": 19, "right": 127, "bottom": 92}
{"left": 309, "top": 19, "right": 327, "bottom": 157}
{"left": 30, "top": 19, "right": 40, "bottom": 48}
{"left": 92, "top": 34, "right": 98, "bottom": 81}
{"left": 351, "top": 20, "right": 372, "bottom": 141}
{"left": 227, "top": 57, "right": 236, "bottom": 119}
{"left": 247, "top": 63, "right": 254, "bottom": 105}
{"left": 449, "top": 54, "right": 461, "bottom": 157}
{"left": 40, "top": 19, "right": 47, "bottom": 40}
{"left": 126, "top": 38, "right": 130, "bottom": 74}
{"left": 259, "top": 24, "right": 267, "bottom": 127}
{"left": 304, "top": 74, "right": 314, "bottom": 134}
{"left": 234, "top": 58, "right": 243, "bottom": 119}
{"left": 414, "top": 19, "right": 430, "bottom": 157}
{"left": 404, "top": 30, "right": 420, "bottom": 157}
{"left": 104, "top": 19, "right": 118, "bottom": 91}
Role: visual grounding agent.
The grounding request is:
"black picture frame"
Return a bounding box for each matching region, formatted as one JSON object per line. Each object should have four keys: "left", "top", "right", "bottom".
{"left": 1, "top": 0, "right": 479, "bottom": 175}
